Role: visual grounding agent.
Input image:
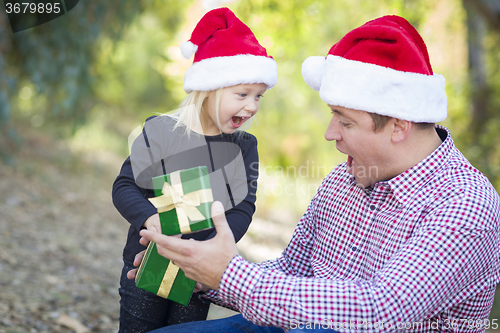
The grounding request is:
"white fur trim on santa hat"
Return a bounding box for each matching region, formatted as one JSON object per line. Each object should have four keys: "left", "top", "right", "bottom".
{"left": 183, "top": 54, "right": 277, "bottom": 93}
{"left": 303, "top": 55, "right": 447, "bottom": 123}
{"left": 301, "top": 56, "right": 326, "bottom": 92}
{"left": 181, "top": 41, "right": 198, "bottom": 59}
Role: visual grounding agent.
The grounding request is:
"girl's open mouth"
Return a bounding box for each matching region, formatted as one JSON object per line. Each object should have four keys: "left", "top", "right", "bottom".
{"left": 231, "top": 116, "right": 248, "bottom": 128}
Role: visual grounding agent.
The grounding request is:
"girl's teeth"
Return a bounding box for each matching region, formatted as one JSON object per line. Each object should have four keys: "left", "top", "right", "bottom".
{"left": 233, "top": 117, "right": 242, "bottom": 125}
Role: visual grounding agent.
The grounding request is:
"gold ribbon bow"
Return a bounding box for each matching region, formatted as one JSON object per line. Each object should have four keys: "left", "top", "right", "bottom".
{"left": 148, "top": 170, "right": 213, "bottom": 233}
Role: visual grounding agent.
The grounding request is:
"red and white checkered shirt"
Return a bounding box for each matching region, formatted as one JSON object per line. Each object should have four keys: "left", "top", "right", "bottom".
{"left": 204, "top": 126, "right": 500, "bottom": 332}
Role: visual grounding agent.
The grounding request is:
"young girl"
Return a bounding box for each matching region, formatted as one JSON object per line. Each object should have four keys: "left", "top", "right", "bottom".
{"left": 112, "top": 7, "right": 277, "bottom": 333}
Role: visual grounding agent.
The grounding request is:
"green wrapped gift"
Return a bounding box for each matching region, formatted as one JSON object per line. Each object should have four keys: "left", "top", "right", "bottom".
{"left": 135, "top": 242, "right": 196, "bottom": 306}
{"left": 149, "top": 166, "right": 214, "bottom": 236}
{"left": 135, "top": 166, "right": 214, "bottom": 305}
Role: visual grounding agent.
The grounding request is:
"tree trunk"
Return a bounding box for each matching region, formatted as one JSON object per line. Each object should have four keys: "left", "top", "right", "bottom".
{"left": 463, "top": 0, "right": 489, "bottom": 138}
{"left": 463, "top": 0, "right": 500, "bottom": 34}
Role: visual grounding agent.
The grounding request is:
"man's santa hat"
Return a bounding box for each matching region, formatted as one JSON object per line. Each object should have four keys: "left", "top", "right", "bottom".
{"left": 302, "top": 15, "right": 447, "bottom": 123}
{"left": 181, "top": 7, "right": 277, "bottom": 93}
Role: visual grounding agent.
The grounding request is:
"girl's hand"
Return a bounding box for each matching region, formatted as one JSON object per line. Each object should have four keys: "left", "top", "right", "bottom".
{"left": 194, "top": 282, "right": 210, "bottom": 293}
{"left": 143, "top": 213, "right": 161, "bottom": 233}
{"left": 126, "top": 249, "right": 146, "bottom": 280}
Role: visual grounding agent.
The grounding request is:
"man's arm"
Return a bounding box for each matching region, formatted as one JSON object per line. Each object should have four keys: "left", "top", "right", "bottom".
{"left": 137, "top": 171, "right": 324, "bottom": 284}
{"left": 136, "top": 174, "right": 324, "bottom": 310}
{"left": 140, "top": 194, "right": 499, "bottom": 330}
{"left": 205, "top": 196, "right": 500, "bottom": 330}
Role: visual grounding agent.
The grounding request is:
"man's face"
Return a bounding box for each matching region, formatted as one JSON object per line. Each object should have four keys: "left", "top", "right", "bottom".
{"left": 325, "top": 105, "right": 393, "bottom": 188}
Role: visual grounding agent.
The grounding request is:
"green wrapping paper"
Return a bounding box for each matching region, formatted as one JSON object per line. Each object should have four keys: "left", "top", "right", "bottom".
{"left": 135, "top": 242, "right": 196, "bottom": 306}
{"left": 149, "top": 166, "right": 214, "bottom": 236}
{"left": 135, "top": 166, "right": 214, "bottom": 306}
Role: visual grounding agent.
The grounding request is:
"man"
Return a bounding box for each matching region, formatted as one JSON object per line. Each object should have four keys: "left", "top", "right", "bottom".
{"left": 130, "top": 15, "right": 500, "bottom": 332}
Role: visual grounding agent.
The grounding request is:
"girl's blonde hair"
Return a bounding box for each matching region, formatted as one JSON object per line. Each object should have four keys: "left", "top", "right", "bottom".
{"left": 167, "top": 88, "right": 254, "bottom": 136}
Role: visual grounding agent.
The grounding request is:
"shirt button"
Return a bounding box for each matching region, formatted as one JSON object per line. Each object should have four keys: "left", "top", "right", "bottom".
{"left": 369, "top": 205, "right": 376, "bottom": 211}
{"left": 352, "top": 247, "right": 357, "bottom": 252}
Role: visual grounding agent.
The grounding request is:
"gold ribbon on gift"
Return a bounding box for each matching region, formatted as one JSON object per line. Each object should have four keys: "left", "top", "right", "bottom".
{"left": 148, "top": 170, "right": 213, "bottom": 233}
{"left": 157, "top": 260, "right": 180, "bottom": 298}
{"left": 135, "top": 242, "right": 181, "bottom": 299}
{"left": 135, "top": 242, "right": 152, "bottom": 284}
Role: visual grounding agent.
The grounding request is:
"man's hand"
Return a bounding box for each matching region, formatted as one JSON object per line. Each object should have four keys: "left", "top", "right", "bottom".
{"left": 126, "top": 233, "right": 182, "bottom": 280}
{"left": 139, "top": 201, "right": 238, "bottom": 291}
{"left": 143, "top": 213, "right": 161, "bottom": 233}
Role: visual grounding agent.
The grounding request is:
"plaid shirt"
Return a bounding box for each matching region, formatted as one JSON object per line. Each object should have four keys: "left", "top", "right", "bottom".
{"left": 204, "top": 126, "right": 500, "bottom": 332}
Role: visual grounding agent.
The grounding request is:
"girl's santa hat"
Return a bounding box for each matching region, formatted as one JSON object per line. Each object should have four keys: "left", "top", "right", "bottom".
{"left": 302, "top": 15, "right": 447, "bottom": 123}
{"left": 182, "top": 7, "right": 277, "bottom": 93}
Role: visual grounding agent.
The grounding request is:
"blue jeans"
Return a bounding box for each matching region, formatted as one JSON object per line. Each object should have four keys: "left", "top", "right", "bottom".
{"left": 149, "top": 314, "right": 338, "bottom": 332}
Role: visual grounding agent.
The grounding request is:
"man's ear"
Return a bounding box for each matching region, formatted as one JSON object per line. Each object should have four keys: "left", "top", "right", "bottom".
{"left": 391, "top": 119, "right": 411, "bottom": 143}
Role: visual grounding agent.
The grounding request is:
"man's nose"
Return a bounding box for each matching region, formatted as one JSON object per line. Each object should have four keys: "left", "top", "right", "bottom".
{"left": 325, "top": 118, "right": 341, "bottom": 141}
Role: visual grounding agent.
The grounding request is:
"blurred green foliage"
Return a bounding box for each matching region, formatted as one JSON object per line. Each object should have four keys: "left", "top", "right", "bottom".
{"left": 1, "top": 0, "right": 499, "bottom": 188}
{"left": 1, "top": 1, "right": 142, "bottom": 131}
{"left": 0, "top": 0, "right": 187, "bottom": 158}
{"left": 457, "top": 25, "right": 500, "bottom": 190}
{"left": 2, "top": 0, "right": 499, "bottom": 188}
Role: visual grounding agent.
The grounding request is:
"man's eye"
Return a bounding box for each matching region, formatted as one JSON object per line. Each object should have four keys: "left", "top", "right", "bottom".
{"left": 238, "top": 93, "right": 247, "bottom": 97}
{"left": 339, "top": 121, "right": 350, "bottom": 127}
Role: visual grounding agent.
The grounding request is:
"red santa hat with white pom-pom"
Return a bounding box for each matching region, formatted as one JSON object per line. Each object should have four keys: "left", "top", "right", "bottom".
{"left": 302, "top": 15, "right": 447, "bottom": 123}
{"left": 181, "top": 7, "right": 277, "bottom": 93}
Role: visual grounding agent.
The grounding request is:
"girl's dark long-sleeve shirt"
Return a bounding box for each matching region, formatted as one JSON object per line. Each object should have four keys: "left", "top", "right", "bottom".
{"left": 112, "top": 116, "right": 259, "bottom": 262}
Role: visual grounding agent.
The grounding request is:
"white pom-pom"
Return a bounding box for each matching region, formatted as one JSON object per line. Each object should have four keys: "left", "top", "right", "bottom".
{"left": 180, "top": 41, "right": 198, "bottom": 59}
{"left": 301, "top": 56, "right": 326, "bottom": 91}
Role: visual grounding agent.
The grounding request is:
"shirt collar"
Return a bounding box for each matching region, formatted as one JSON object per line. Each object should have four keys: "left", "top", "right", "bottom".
{"left": 382, "top": 125, "right": 453, "bottom": 205}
